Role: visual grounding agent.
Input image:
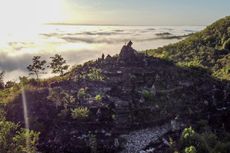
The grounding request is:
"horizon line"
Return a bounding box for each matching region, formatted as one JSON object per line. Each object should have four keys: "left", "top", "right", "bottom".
{"left": 46, "top": 22, "right": 206, "bottom": 27}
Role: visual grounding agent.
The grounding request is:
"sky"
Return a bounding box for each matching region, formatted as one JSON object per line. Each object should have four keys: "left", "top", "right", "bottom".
{"left": 61, "top": 0, "right": 230, "bottom": 25}
{"left": 0, "top": 0, "right": 228, "bottom": 81}
{"left": 0, "top": 0, "right": 229, "bottom": 27}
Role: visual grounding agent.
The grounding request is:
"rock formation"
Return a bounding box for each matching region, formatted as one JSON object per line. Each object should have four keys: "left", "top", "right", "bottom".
{"left": 118, "top": 41, "right": 138, "bottom": 63}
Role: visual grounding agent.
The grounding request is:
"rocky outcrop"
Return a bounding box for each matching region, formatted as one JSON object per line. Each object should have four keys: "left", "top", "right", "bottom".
{"left": 118, "top": 41, "right": 138, "bottom": 63}
{"left": 5, "top": 42, "right": 230, "bottom": 153}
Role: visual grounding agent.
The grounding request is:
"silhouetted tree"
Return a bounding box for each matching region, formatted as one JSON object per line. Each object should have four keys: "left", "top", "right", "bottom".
{"left": 27, "top": 56, "right": 46, "bottom": 80}
{"left": 5, "top": 81, "right": 16, "bottom": 88}
{"left": 0, "top": 71, "right": 5, "bottom": 89}
{"left": 49, "top": 54, "right": 69, "bottom": 76}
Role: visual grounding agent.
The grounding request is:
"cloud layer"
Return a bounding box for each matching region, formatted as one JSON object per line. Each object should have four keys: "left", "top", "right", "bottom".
{"left": 0, "top": 25, "right": 204, "bottom": 81}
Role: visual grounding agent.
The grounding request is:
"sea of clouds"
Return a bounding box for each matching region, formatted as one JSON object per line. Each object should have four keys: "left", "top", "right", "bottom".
{"left": 0, "top": 25, "right": 204, "bottom": 81}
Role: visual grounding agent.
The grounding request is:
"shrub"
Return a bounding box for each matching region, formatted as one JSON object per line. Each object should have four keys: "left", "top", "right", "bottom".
{"left": 47, "top": 88, "right": 75, "bottom": 108}
{"left": 178, "top": 126, "right": 230, "bottom": 153}
{"left": 184, "top": 146, "right": 197, "bottom": 153}
{"left": 87, "top": 68, "right": 104, "bottom": 81}
{"left": 0, "top": 118, "right": 39, "bottom": 153}
{"left": 12, "top": 129, "right": 40, "bottom": 153}
{"left": 19, "top": 76, "right": 30, "bottom": 86}
{"left": 5, "top": 81, "right": 16, "bottom": 88}
{"left": 177, "top": 58, "right": 202, "bottom": 68}
{"left": 182, "top": 127, "right": 195, "bottom": 140}
{"left": 0, "top": 84, "right": 23, "bottom": 104}
{"left": 95, "top": 95, "right": 102, "bottom": 102}
{"left": 71, "top": 107, "right": 89, "bottom": 119}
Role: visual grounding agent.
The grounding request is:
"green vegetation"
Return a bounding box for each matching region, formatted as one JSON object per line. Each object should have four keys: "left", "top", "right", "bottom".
{"left": 0, "top": 110, "right": 39, "bottom": 153}
{"left": 0, "top": 71, "right": 5, "bottom": 89}
{"left": 47, "top": 88, "right": 76, "bottom": 108}
{"left": 95, "top": 94, "right": 102, "bottom": 102}
{"left": 5, "top": 81, "right": 16, "bottom": 88}
{"left": 169, "top": 126, "right": 230, "bottom": 153}
{"left": 87, "top": 68, "right": 104, "bottom": 81}
{"left": 0, "top": 85, "right": 20, "bottom": 104}
{"left": 182, "top": 127, "right": 195, "bottom": 139}
{"left": 0, "top": 16, "right": 229, "bottom": 153}
{"left": 49, "top": 54, "right": 69, "bottom": 76}
{"left": 71, "top": 107, "right": 89, "bottom": 119}
{"left": 146, "top": 16, "right": 230, "bottom": 80}
{"left": 0, "top": 76, "right": 43, "bottom": 104}
{"left": 26, "top": 54, "right": 69, "bottom": 80}
{"left": 185, "top": 146, "right": 197, "bottom": 153}
{"left": 27, "top": 56, "right": 47, "bottom": 80}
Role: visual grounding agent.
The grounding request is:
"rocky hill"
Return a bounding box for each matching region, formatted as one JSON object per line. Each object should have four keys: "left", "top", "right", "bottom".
{"left": 2, "top": 41, "right": 229, "bottom": 153}
{"left": 0, "top": 17, "right": 230, "bottom": 153}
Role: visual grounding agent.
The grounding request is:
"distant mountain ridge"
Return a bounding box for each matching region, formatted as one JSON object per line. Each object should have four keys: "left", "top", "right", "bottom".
{"left": 146, "top": 16, "right": 230, "bottom": 80}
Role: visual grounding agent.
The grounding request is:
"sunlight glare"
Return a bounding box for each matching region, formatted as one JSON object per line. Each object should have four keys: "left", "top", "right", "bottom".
{"left": 0, "top": 0, "right": 67, "bottom": 32}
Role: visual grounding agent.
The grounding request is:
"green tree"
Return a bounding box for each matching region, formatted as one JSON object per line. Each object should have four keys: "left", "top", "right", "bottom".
{"left": 49, "top": 54, "right": 69, "bottom": 76}
{"left": 27, "top": 56, "right": 46, "bottom": 80}
{"left": 0, "top": 71, "right": 5, "bottom": 89}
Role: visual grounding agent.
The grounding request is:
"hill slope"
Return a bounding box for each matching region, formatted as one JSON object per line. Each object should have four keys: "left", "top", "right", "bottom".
{"left": 0, "top": 16, "right": 230, "bottom": 153}
{"left": 146, "top": 16, "right": 230, "bottom": 80}
{"left": 4, "top": 53, "right": 230, "bottom": 153}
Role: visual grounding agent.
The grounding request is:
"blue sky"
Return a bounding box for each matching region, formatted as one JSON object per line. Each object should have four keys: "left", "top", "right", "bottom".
{"left": 65, "top": 0, "right": 230, "bottom": 25}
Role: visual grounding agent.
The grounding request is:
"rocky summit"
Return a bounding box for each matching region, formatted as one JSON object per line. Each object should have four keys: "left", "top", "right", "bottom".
{"left": 5, "top": 39, "right": 230, "bottom": 153}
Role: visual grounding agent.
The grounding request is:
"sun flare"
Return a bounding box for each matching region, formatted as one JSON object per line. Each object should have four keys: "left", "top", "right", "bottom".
{"left": 0, "top": 0, "right": 68, "bottom": 32}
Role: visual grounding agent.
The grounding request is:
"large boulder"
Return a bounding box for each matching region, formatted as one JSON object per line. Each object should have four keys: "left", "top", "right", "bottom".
{"left": 118, "top": 41, "right": 138, "bottom": 63}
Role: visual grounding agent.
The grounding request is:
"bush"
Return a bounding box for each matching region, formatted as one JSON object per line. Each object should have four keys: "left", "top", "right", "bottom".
{"left": 87, "top": 68, "right": 104, "bottom": 81}
{"left": 182, "top": 127, "right": 195, "bottom": 139}
{"left": 179, "top": 126, "right": 230, "bottom": 153}
{"left": 19, "top": 76, "right": 30, "bottom": 86}
{"left": 12, "top": 129, "right": 40, "bottom": 153}
{"left": 5, "top": 81, "right": 16, "bottom": 88}
{"left": 95, "top": 95, "right": 102, "bottom": 102}
{"left": 71, "top": 107, "right": 89, "bottom": 119}
{"left": 184, "top": 146, "right": 197, "bottom": 153}
{"left": 47, "top": 88, "right": 75, "bottom": 108}
{"left": 0, "top": 118, "right": 39, "bottom": 153}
